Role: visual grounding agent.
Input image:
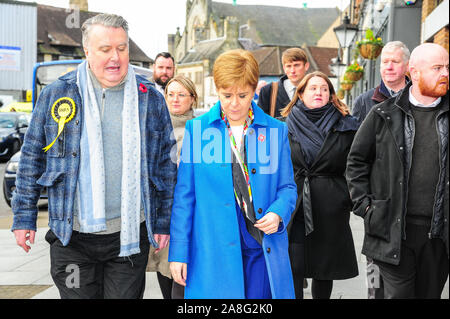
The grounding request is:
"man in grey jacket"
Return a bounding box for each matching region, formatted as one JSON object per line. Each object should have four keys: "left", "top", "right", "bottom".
{"left": 346, "top": 43, "right": 449, "bottom": 299}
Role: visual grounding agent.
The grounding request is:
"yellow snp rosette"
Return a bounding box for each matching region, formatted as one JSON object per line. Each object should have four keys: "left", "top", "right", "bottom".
{"left": 43, "top": 97, "right": 76, "bottom": 152}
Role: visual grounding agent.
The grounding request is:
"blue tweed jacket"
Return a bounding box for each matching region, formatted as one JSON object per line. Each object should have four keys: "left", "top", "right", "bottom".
{"left": 11, "top": 70, "right": 177, "bottom": 248}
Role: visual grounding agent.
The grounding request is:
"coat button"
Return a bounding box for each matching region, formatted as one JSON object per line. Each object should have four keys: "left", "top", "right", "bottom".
{"left": 249, "top": 129, "right": 254, "bottom": 135}
{"left": 67, "top": 218, "right": 71, "bottom": 224}
{"left": 393, "top": 254, "right": 398, "bottom": 258}
{"left": 72, "top": 152, "right": 77, "bottom": 157}
{"left": 75, "top": 120, "right": 79, "bottom": 125}
{"left": 266, "top": 247, "right": 271, "bottom": 253}
{"left": 258, "top": 208, "right": 263, "bottom": 214}
{"left": 399, "top": 147, "right": 403, "bottom": 151}
{"left": 251, "top": 168, "right": 256, "bottom": 174}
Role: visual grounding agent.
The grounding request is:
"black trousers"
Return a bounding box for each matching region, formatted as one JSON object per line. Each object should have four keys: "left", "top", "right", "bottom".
{"left": 156, "top": 272, "right": 185, "bottom": 299}
{"left": 374, "top": 223, "right": 449, "bottom": 299}
{"left": 289, "top": 242, "right": 305, "bottom": 299}
{"left": 45, "top": 222, "right": 150, "bottom": 299}
{"left": 367, "top": 257, "right": 384, "bottom": 299}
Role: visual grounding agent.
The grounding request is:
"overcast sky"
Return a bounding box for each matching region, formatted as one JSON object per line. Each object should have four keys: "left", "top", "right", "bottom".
{"left": 22, "top": 0, "right": 349, "bottom": 59}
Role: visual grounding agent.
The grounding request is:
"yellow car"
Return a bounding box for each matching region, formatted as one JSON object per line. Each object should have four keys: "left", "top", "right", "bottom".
{"left": 0, "top": 102, "right": 33, "bottom": 113}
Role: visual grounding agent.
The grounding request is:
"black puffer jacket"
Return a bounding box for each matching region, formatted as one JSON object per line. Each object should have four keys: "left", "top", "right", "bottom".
{"left": 346, "top": 83, "right": 449, "bottom": 265}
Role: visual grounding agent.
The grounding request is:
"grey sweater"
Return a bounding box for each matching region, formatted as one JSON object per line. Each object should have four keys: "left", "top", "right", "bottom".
{"left": 73, "top": 70, "right": 144, "bottom": 234}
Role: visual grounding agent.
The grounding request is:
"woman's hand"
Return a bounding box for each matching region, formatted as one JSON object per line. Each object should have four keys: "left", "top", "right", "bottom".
{"left": 254, "top": 212, "right": 282, "bottom": 235}
{"left": 170, "top": 262, "right": 188, "bottom": 286}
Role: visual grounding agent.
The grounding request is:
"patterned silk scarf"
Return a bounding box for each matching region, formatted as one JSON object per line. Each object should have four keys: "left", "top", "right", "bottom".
{"left": 222, "top": 107, "right": 254, "bottom": 210}
{"left": 222, "top": 107, "right": 263, "bottom": 244}
{"left": 76, "top": 61, "right": 141, "bottom": 257}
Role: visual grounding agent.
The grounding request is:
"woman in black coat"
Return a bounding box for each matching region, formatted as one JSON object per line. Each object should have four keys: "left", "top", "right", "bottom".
{"left": 280, "top": 71, "right": 359, "bottom": 299}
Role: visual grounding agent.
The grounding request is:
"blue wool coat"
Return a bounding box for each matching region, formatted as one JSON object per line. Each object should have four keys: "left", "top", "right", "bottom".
{"left": 168, "top": 101, "right": 297, "bottom": 299}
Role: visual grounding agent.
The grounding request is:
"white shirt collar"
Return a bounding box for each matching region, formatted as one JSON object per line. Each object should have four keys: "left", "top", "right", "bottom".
{"left": 283, "top": 79, "right": 297, "bottom": 100}
{"left": 155, "top": 83, "right": 164, "bottom": 95}
{"left": 409, "top": 86, "right": 442, "bottom": 108}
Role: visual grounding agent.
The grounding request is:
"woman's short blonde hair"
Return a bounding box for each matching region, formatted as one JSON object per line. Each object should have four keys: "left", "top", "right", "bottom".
{"left": 281, "top": 71, "right": 350, "bottom": 117}
{"left": 164, "top": 74, "right": 198, "bottom": 108}
{"left": 213, "top": 49, "right": 259, "bottom": 90}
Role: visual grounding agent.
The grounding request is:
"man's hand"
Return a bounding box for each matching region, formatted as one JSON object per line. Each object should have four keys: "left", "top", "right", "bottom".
{"left": 13, "top": 229, "right": 35, "bottom": 253}
{"left": 170, "top": 262, "right": 187, "bottom": 286}
{"left": 153, "top": 234, "right": 170, "bottom": 253}
{"left": 254, "top": 212, "right": 281, "bottom": 235}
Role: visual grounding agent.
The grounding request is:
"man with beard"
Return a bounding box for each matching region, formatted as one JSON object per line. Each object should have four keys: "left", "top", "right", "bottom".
{"left": 346, "top": 43, "right": 449, "bottom": 299}
{"left": 153, "top": 52, "right": 175, "bottom": 94}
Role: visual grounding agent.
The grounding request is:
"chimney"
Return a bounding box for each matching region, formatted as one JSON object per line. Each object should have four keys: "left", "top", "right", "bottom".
{"left": 70, "top": 0, "right": 88, "bottom": 11}
{"left": 224, "top": 16, "right": 239, "bottom": 41}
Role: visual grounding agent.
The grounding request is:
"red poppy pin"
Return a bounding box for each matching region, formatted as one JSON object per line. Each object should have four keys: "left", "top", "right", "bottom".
{"left": 258, "top": 134, "right": 266, "bottom": 142}
{"left": 139, "top": 83, "right": 148, "bottom": 93}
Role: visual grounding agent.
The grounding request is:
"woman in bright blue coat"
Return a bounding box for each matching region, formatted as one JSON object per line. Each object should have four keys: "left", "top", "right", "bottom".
{"left": 168, "top": 49, "right": 297, "bottom": 299}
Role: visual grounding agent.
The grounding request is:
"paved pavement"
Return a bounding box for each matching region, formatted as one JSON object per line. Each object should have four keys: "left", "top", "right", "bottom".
{"left": 0, "top": 213, "right": 448, "bottom": 299}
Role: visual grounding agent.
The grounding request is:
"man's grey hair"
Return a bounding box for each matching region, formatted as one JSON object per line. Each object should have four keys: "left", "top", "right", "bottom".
{"left": 81, "top": 13, "right": 129, "bottom": 48}
{"left": 381, "top": 41, "right": 410, "bottom": 62}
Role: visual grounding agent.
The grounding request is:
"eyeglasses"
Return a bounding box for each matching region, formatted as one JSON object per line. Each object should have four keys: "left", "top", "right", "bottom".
{"left": 167, "top": 92, "right": 192, "bottom": 99}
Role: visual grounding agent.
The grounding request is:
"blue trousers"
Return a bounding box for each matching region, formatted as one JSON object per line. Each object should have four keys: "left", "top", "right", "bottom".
{"left": 236, "top": 205, "right": 272, "bottom": 299}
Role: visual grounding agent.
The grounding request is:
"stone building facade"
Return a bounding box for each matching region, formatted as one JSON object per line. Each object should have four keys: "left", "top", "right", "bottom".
{"left": 421, "top": 0, "right": 449, "bottom": 52}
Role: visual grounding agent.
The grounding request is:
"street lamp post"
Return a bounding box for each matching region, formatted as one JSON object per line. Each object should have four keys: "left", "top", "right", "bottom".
{"left": 333, "top": 14, "right": 359, "bottom": 50}
{"left": 333, "top": 14, "right": 359, "bottom": 105}
{"left": 330, "top": 55, "right": 347, "bottom": 89}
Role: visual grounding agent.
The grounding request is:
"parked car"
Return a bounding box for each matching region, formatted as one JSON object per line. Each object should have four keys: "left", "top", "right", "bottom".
{"left": 0, "top": 112, "right": 30, "bottom": 160}
{"left": 2, "top": 150, "right": 48, "bottom": 207}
